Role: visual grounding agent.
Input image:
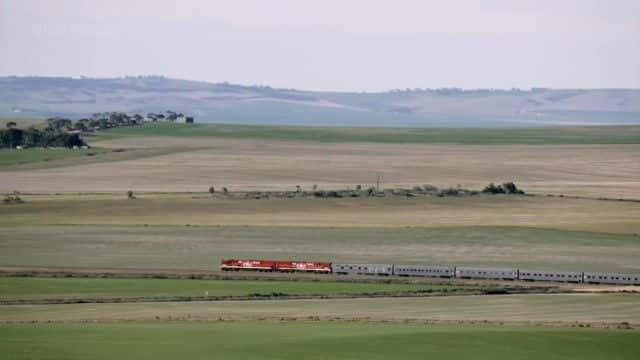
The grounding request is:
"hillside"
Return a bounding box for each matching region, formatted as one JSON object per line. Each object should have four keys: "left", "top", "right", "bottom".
{"left": 1, "top": 76, "right": 639, "bottom": 127}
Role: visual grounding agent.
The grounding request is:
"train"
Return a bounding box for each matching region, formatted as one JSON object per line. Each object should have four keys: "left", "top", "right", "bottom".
{"left": 220, "top": 259, "right": 640, "bottom": 285}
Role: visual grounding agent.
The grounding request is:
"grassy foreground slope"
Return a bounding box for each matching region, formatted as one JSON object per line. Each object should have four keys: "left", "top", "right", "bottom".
{"left": 1, "top": 322, "right": 638, "bottom": 360}
{"left": 97, "top": 123, "right": 640, "bottom": 144}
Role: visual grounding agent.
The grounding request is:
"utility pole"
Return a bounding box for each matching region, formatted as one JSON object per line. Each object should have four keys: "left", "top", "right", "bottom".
{"left": 376, "top": 173, "right": 382, "bottom": 191}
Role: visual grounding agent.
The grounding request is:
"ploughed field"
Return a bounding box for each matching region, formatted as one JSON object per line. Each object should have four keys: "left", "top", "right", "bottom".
{"left": 2, "top": 321, "right": 638, "bottom": 360}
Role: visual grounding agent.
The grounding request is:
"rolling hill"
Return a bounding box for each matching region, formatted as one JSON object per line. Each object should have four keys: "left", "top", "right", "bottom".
{"left": 1, "top": 76, "right": 639, "bottom": 127}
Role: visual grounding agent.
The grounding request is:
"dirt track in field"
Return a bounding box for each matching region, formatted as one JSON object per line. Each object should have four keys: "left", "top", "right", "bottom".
{"left": 2, "top": 137, "right": 639, "bottom": 199}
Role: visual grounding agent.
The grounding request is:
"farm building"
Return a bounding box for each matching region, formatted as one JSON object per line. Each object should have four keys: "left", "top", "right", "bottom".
{"left": 176, "top": 115, "right": 195, "bottom": 124}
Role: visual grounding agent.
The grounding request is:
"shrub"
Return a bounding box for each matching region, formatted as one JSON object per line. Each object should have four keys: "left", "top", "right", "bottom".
{"left": 482, "top": 182, "right": 524, "bottom": 195}
{"left": 501, "top": 182, "right": 524, "bottom": 194}
{"left": 423, "top": 185, "right": 439, "bottom": 192}
{"left": 2, "top": 194, "right": 24, "bottom": 204}
{"left": 482, "top": 183, "right": 502, "bottom": 194}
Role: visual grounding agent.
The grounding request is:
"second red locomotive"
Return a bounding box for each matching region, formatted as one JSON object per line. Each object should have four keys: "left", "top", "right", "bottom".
{"left": 220, "top": 259, "right": 331, "bottom": 273}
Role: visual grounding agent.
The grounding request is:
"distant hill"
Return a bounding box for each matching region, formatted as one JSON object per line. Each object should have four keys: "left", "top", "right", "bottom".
{"left": 1, "top": 76, "right": 639, "bottom": 127}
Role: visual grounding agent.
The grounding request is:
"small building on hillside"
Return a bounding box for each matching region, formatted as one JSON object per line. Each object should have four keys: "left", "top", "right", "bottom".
{"left": 176, "top": 115, "right": 195, "bottom": 124}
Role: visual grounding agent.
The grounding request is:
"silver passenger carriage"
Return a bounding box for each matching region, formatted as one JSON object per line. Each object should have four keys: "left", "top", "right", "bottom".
{"left": 393, "top": 264, "right": 454, "bottom": 278}
{"left": 518, "top": 269, "right": 583, "bottom": 283}
{"left": 455, "top": 267, "right": 518, "bottom": 280}
{"left": 583, "top": 272, "right": 640, "bottom": 285}
{"left": 331, "top": 263, "right": 393, "bottom": 276}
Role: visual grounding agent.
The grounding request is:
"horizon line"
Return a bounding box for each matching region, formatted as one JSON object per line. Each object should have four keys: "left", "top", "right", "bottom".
{"left": 1, "top": 74, "right": 639, "bottom": 93}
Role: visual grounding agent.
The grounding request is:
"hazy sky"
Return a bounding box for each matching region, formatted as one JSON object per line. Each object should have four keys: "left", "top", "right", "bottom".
{"left": 1, "top": 0, "right": 638, "bottom": 91}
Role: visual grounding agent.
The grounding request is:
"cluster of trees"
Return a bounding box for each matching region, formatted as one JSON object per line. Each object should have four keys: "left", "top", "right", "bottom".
{"left": 59, "top": 110, "right": 191, "bottom": 132}
{"left": 1, "top": 122, "right": 86, "bottom": 149}
{"left": 482, "top": 182, "right": 524, "bottom": 195}
{"left": 70, "top": 112, "right": 144, "bottom": 132}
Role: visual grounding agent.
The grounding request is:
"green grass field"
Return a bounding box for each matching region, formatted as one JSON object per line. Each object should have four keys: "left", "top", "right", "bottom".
{"left": 1, "top": 322, "right": 638, "bottom": 360}
{"left": 96, "top": 122, "right": 640, "bottom": 144}
{"left": 0, "top": 277, "right": 458, "bottom": 300}
{"left": 1, "top": 225, "right": 638, "bottom": 272}
{"left": 0, "top": 148, "right": 112, "bottom": 167}
{"left": 0, "top": 146, "right": 204, "bottom": 170}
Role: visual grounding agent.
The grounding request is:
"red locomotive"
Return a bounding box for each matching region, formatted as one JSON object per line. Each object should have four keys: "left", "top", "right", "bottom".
{"left": 220, "top": 259, "right": 277, "bottom": 271}
{"left": 276, "top": 260, "right": 332, "bottom": 273}
{"left": 220, "top": 259, "right": 331, "bottom": 273}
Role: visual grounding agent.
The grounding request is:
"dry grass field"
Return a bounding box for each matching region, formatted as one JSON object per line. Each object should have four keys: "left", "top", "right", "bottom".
{"left": 2, "top": 225, "right": 639, "bottom": 272}
{"left": 2, "top": 195, "right": 639, "bottom": 234}
{"left": 1, "top": 135, "right": 639, "bottom": 199}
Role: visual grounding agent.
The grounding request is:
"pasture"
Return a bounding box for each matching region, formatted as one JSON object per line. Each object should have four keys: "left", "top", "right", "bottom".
{"left": 0, "top": 277, "right": 459, "bottom": 301}
{"left": 96, "top": 122, "right": 640, "bottom": 145}
{"left": 0, "top": 148, "right": 110, "bottom": 168}
{"left": 1, "top": 293, "right": 638, "bottom": 324}
{"left": 2, "top": 322, "right": 638, "bottom": 360}
{"left": 0, "top": 147, "right": 201, "bottom": 170}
